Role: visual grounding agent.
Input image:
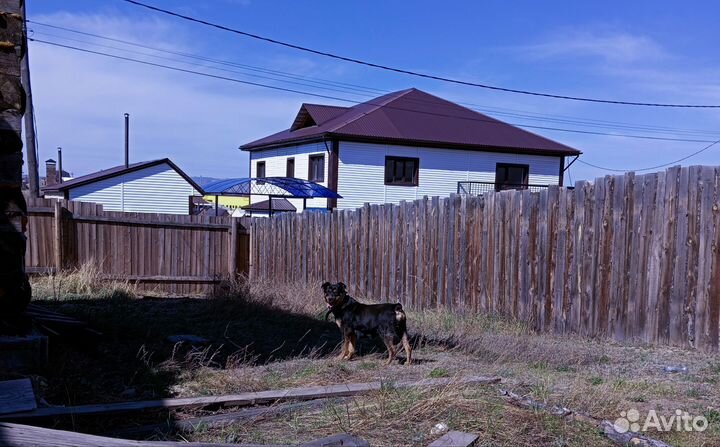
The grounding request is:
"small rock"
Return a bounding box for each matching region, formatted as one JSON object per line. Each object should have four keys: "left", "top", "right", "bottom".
{"left": 663, "top": 365, "right": 688, "bottom": 374}
{"left": 167, "top": 335, "right": 209, "bottom": 345}
{"left": 430, "top": 422, "right": 449, "bottom": 435}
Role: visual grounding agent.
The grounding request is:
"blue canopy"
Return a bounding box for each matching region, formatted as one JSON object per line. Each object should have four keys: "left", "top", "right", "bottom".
{"left": 203, "top": 177, "right": 342, "bottom": 199}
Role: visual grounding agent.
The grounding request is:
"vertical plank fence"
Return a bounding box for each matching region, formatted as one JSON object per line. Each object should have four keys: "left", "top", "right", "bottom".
{"left": 26, "top": 197, "right": 249, "bottom": 295}
{"left": 250, "top": 166, "right": 720, "bottom": 351}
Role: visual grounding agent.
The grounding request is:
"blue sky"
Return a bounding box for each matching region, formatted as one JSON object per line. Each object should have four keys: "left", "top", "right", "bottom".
{"left": 26, "top": 0, "right": 720, "bottom": 182}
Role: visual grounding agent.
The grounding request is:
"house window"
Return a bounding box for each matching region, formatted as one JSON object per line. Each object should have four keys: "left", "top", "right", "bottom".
{"left": 495, "top": 163, "right": 529, "bottom": 191}
{"left": 256, "top": 161, "right": 266, "bottom": 184}
{"left": 308, "top": 154, "right": 325, "bottom": 182}
{"left": 384, "top": 156, "right": 419, "bottom": 186}
{"left": 256, "top": 161, "right": 266, "bottom": 178}
{"left": 286, "top": 158, "right": 295, "bottom": 178}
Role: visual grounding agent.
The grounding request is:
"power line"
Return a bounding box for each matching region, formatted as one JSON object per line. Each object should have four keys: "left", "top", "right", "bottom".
{"left": 30, "top": 38, "right": 720, "bottom": 172}
{"left": 31, "top": 30, "right": 376, "bottom": 97}
{"left": 577, "top": 138, "right": 720, "bottom": 172}
{"left": 30, "top": 37, "right": 720, "bottom": 146}
{"left": 121, "top": 0, "right": 720, "bottom": 109}
{"left": 29, "top": 20, "right": 720, "bottom": 139}
{"left": 27, "top": 19, "right": 384, "bottom": 96}
{"left": 468, "top": 106, "right": 720, "bottom": 137}
{"left": 509, "top": 125, "right": 715, "bottom": 143}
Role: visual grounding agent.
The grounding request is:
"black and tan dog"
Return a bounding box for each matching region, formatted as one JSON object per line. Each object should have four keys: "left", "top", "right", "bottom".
{"left": 322, "top": 282, "right": 412, "bottom": 365}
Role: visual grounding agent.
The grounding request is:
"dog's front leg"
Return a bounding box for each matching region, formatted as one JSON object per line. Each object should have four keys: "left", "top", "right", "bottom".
{"left": 344, "top": 332, "right": 357, "bottom": 360}
{"left": 337, "top": 335, "right": 349, "bottom": 360}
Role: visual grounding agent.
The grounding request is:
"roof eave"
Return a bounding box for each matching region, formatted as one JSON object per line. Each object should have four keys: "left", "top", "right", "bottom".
{"left": 243, "top": 132, "right": 581, "bottom": 156}
{"left": 332, "top": 134, "right": 582, "bottom": 156}
{"left": 240, "top": 134, "right": 332, "bottom": 152}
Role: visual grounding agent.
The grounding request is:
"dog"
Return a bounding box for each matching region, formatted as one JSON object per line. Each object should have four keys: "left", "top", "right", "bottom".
{"left": 322, "top": 281, "right": 412, "bottom": 365}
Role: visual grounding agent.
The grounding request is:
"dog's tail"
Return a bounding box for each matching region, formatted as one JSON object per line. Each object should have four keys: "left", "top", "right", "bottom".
{"left": 394, "top": 303, "right": 408, "bottom": 336}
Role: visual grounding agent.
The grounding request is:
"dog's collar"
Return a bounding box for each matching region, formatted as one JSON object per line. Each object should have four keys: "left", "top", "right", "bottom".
{"left": 325, "top": 295, "right": 355, "bottom": 320}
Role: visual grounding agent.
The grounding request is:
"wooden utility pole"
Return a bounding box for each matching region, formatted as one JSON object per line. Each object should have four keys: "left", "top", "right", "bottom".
{"left": 0, "top": 0, "right": 31, "bottom": 318}
{"left": 20, "top": 1, "right": 38, "bottom": 197}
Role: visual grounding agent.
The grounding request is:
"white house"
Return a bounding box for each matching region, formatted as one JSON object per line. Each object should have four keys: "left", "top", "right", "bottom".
{"left": 241, "top": 88, "right": 581, "bottom": 211}
{"left": 42, "top": 158, "right": 203, "bottom": 215}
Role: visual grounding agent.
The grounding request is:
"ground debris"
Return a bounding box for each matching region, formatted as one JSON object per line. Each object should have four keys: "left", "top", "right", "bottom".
{"left": 499, "top": 387, "right": 673, "bottom": 447}
{"left": 166, "top": 335, "right": 210, "bottom": 345}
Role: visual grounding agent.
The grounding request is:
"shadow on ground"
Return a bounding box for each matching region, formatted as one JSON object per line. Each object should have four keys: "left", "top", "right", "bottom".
{"left": 11, "top": 296, "right": 346, "bottom": 436}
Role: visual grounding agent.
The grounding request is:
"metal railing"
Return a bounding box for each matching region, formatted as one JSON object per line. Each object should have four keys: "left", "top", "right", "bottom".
{"left": 457, "top": 181, "right": 551, "bottom": 195}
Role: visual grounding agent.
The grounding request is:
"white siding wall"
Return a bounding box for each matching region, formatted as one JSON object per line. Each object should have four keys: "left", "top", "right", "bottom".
{"left": 43, "top": 192, "right": 65, "bottom": 200}
{"left": 69, "top": 163, "right": 200, "bottom": 214}
{"left": 337, "top": 141, "right": 561, "bottom": 210}
{"left": 249, "top": 142, "right": 329, "bottom": 211}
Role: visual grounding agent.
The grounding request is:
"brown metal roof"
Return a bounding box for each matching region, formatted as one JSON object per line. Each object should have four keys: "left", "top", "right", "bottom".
{"left": 289, "top": 103, "right": 349, "bottom": 131}
{"left": 302, "top": 104, "right": 348, "bottom": 126}
{"left": 241, "top": 88, "right": 581, "bottom": 156}
{"left": 41, "top": 158, "right": 204, "bottom": 193}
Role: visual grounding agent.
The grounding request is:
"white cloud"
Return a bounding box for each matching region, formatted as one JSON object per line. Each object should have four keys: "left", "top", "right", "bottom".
{"left": 516, "top": 30, "right": 669, "bottom": 64}
{"left": 27, "top": 12, "right": 320, "bottom": 178}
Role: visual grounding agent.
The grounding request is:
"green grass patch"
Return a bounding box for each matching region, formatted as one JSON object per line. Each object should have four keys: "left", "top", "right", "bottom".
{"left": 294, "top": 365, "right": 319, "bottom": 379}
{"left": 428, "top": 367, "right": 450, "bottom": 378}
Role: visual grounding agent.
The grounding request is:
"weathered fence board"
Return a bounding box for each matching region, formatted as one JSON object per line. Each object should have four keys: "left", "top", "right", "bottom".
{"left": 25, "top": 197, "right": 249, "bottom": 296}
{"left": 250, "top": 166, "right": 720, "bottom": 351}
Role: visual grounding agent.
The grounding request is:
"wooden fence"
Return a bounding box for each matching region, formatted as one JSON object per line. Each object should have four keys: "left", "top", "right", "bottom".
{"left": 26, "top": 197, "right": 249, "bottom": 295}
{"left": 250, "top": 166, "right": 720, "bottom": 351}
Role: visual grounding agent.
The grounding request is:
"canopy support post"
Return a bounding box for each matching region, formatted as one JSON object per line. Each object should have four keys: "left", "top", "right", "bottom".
{"left": 215, "top": 195, "right": 219, "bottom": 216}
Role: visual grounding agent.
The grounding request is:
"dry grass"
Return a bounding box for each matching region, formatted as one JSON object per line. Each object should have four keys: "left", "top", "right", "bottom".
{"left": 25, "top": 274, "right": 720, "bottom": 446}
{"left": 31, "top": 263, "right": 139, "bottom": 300}
{"left": 179, "top": 382, "right": 613, "bottom": 447}
{"left": 200, "top": 279, "right": 720, "bottom": 446}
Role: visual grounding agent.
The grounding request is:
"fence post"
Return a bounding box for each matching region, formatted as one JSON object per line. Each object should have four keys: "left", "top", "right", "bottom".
{"left": 53, "top": 201, "right": 63, "bottom": 272}
{"left": 228, "top": 217, "right": 238, "bottom": 277}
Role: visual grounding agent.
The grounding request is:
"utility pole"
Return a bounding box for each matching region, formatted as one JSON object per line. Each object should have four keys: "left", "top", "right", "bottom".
{"left": 20, "top": 1, "right": 39, "bottom": 197}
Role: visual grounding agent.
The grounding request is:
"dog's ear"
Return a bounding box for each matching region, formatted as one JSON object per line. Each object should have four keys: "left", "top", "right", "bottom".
{"left": 337, "top": 282, "right": 347, "bottom": 293}
{"left": 321, "top": 281, "right": 331, "bottom": 293}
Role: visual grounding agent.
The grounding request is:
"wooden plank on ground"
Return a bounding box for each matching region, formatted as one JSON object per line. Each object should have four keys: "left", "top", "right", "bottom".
{"left": 108, "top": 399, "right": 337, "bottom": 438}
{"left": 0, "top": 423, "right": 242, "bottom": 447}
{"left": 301, "top": 433, "right": 369, "bottom": 447}
{"left": 0, "top": 376, "right": 500, "bottom": 420}
{"left": 0, "top": 422, "right": 367, "bottom": 447}
{"left": 0, "top": 379, "right": 36, "bottom": 415}
{"left": 428, "top": 431, "right": 479, "bottom": 447}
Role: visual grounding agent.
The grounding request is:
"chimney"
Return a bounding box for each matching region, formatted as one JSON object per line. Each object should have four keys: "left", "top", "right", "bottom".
{"left": 124, "top": 113, "right": 129, "bottom": 168}
{"left": 57, "top": 147, "right": 63, "bottom": 184}
{"left": 45, "top": 159, "right": 57, "bottom": 186}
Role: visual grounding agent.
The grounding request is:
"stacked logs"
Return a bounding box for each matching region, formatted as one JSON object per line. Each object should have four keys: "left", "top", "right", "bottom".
{"left": 0, "top": 0, "right": 31, "bottom": 325}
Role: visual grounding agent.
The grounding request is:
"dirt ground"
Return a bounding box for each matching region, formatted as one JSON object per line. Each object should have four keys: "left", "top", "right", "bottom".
{"left": 15, "top": 275, "right": 720, "bottom": 446}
